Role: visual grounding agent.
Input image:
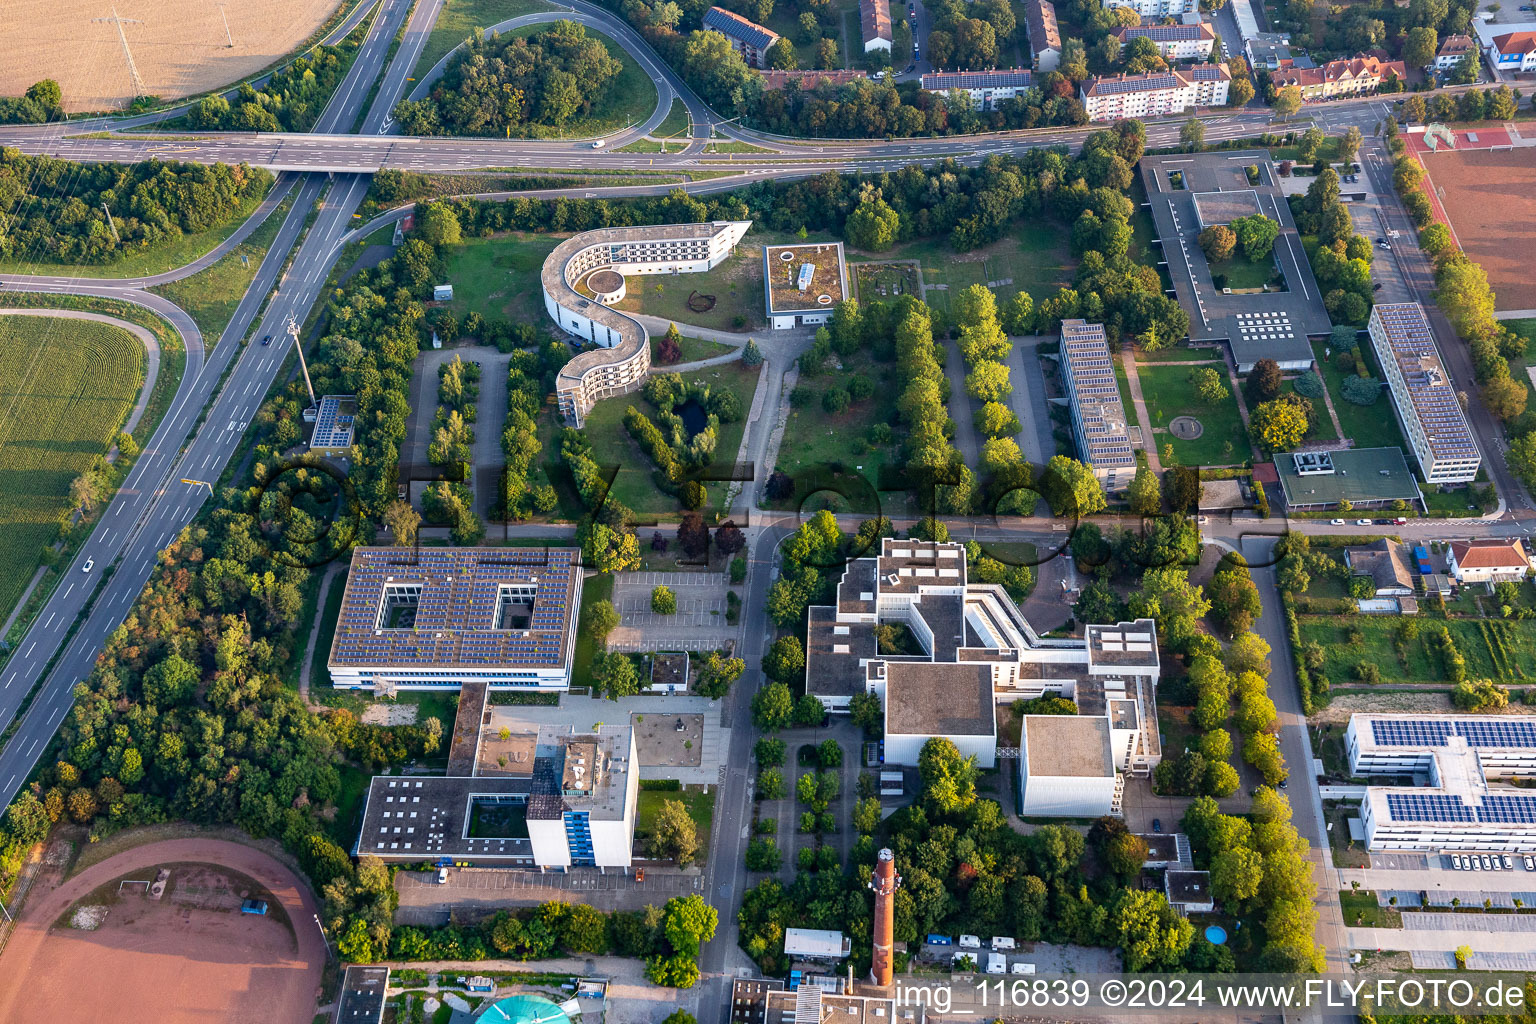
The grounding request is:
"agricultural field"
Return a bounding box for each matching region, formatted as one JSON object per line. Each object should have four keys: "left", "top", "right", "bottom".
{"left": 409, "top": 0, "right": 556, "bottom": 80}
{"left": 439, "top": 232, "right": 562, "bottom": 325}
{"left": 1298, "top": 612, "right": 1536, "bottom": 686}
{"left": 0, "top": 317, "right": 143, "bottom": 620}
{"left": 1, "top": 0, "right": 342, "bottom": 112}
{"left": 1134, "top": 361, "right": 1248, "bottom": 467}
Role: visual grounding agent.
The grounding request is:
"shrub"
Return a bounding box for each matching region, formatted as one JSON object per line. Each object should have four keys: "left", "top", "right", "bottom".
{"left": 1292, "top": 372, "right": 1325, "bottom": 399}
{"left": 1339, "top": 375, "right": 1381, "bottom": 405}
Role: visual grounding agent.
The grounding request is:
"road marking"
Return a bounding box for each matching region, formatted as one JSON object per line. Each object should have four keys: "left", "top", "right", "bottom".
{"left": 43, "top": 613, "right": 54, "bottom": 629}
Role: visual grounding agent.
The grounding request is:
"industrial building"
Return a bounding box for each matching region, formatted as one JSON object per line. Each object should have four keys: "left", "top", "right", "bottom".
{"left": 327, "top": 547, "right": 581, "bottom": 692}
{"left": 1347, "top": 714, "right": 1536, "bottom": 852}
{"left": 1367, "top": 303, "right": 1481, "bottom": 485}
{"left": 542, "top": 221, "right": 752, "bottom": 426}
{"left": 1059, "top": 319, "right": 1136, "bottom": 492}
{"left": 803, "top": 538, "right": 1162, "bottom": 806}
{"left": 763, "top": 242, "right": 848, "bottom": 329}
{"left": 356, "top": 722, "right": 639, "bottom": 870}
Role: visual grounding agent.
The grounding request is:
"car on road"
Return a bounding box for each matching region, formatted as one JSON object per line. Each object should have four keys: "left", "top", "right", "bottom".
{"left": 1151, "top": 818, "right": 1162, "bottom": 833}
{"left": 1356, "top": 519, "right": 1372, "bottom": 526}
{"left": 1331, "top": 518, "right": 1347, "bottom": 525}
{"left": 592, "top": 139, "right": 605, "bottom": 149}
{"left": 82, "top": 558, "right": 94, "bottom": 573}
{"left": 1279, "top": 778, "right": 1288, "bottom": 789}
{"left": 262, "top": 335, "right": 271, "bottom": 346}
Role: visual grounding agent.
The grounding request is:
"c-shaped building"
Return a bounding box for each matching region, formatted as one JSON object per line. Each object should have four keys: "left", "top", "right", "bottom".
{"left": 541, "top": 220, "right": 753, "bottom": 427}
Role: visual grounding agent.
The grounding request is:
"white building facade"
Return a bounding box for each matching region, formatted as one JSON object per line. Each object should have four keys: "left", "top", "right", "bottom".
{"left": 1102, "top": 0, "right": 1198, "bottom": 17}
{"left": 1080, "top": 65, "right": 1230, "bottom": 121}
{"left": 526, "top": 727, "right": 640, "bottom": 870}
{"left": 1114, "top": 23, "right": 1218, "bottom": 60}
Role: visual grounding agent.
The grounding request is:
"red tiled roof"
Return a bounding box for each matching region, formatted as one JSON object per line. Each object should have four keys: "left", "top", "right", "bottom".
{"left": 1272, "top": 53, "right": 1404, "bottom": 89}
{"left": 1493, "top": 31, "right": 1536, "bottom": 55}
{"left": 1438, "top": 33, "right": 1474, "bottom": 56}
{"left": 1450, "top": 538, "right": 1530, "bottom": 569}
{"left": 759, "top": 69, "right": 870, "bottom": 90}
{"left": 1026, "top": 0, "right": 1061, "bottom": 55}
{"left": 860, "top": 0, "right": 892, "bottom": 44}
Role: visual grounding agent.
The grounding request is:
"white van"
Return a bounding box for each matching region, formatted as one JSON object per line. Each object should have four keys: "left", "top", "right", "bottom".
{"left": 592, "top": 139, "right": 606, "bottom": 149}
{"left": 1011, "top": 962, "right": 1036, "bottom": 975}
{"left": 958, "top": 934, "right": 982, "bottom": 949}
{"left": 986, "top": 952, "right": 1007, "bottom": 975}
{"left": 991, "top": 937, "right": 1016, "bottom": 951}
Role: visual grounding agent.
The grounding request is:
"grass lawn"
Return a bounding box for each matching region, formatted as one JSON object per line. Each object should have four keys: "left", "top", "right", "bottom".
{"left": 1209, "top": 255, "right": 1280, "bottom": 292}
{"left": 1284, "top": 378, "right": 1338, "bottom": 442}
{"left": 150, "top": 193, "right": 294, "bottom": 345}
{"left": 0, "top": 317, "right": 143, "bottom": 622}
{"left": 636, "top": 786, "right": 716, "bottom": 864}
{"left": 571, "top": 573, "right": 613, "bottom": 690}
{"left": 308, "top": 568, "right": 349, "bottom": 689}
{"left": 1135, "top": 361, "right": 1248, "bottom": 467}
{"left": 613, "top": 243, "right": 764, "bottom": 330}
{"left": 650, "top": 335, "right": 734, "bottom": 364}
{"left": 772, "top": 351, "right": 902, "bottom": 510}
{"left": 328, "top": 764, "right": 373, "bottom": 846}
{"left": 883, "top": 222, "right": 1072, "bottom": 316}
{"left": 1310, "top": 340, "right": 1407, "bottom": 451}
{"left": 440, "top": 232, "right": 562, "bottom": 325}
{"left": 1298, "top": 613, "right": 1536, "bottom": 684}
{"left": 1270, "top": 137, "right": 1344, "bottom": 166}
{"left": 1135, "top": 346, "right": 1212, "bottom": 363}
{"left": 1505, "top": 318, "right": 1536, "bottom": 403}
{"left": 1340, "top": 890, "right": 1403, "bottom": 929}
{"left": 655, "top": 99, "right": 689, "bottom": 138}
{"left": 409, "top": 0, "right": 558, "bottom": 82}
{"left": 580, "top": 362, "right": 763, "bottom": 516}
{"left": 0, "top": 185, "right": 271, "bottom": 279}
{"left": 497, "top": 24, "right": 656, "bottom": 138}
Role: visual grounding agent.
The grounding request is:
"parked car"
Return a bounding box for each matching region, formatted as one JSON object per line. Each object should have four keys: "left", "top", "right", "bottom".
{"left": 1331, "top": 518, "right": 1347, "bottom": 525}
{"left": 1481, "top": 855, "right": 1494, "bottom": 871}
{"left": 1394, "top": 517, "right": 1408, "bottom": 525}
{"left": 1151, "top": 818, "right": 1163, "bottom": 833}
{"left": 1524, "top": 855, "right": 1535, "bottom": 870}
{"left": 1356, "top": 519, "right": 1372, "bottom": 526}
{"left": 1374, "top": 519, "right": 1391, "bottom": 525}
{"left": 1451, "top": 854, "right": 1464, "bottom": 870}
{"left": 1503, "top": 855, "right": 1515, "bottom": 870}
{"left": 1472, "top": 856, "right": 1483, "bottom": 870}
{"left": 635, "top": 868, "right": 645, "bottom": 882}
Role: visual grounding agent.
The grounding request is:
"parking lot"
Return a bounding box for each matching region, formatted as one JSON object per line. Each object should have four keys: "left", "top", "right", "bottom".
{"left": 609, "top": 571, "right": 736, "bottom": 653}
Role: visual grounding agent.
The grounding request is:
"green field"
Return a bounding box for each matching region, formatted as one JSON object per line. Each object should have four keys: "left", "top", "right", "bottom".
{"left": 150, "top": 194, "right": 294, "bottom": 344}
{"left": 637, "top": 786, "right": 716, "bottom": 864}
{"left": 772, "top": 350, "right": 903, "bottom": 510}
{"left": 579, "top": 362, "right": 762, "bottom": 517}
{"left": 1339, "top": 890, "right": 1403, "bottom": 928}
{"left": 1299, "top": 613, "right": 1536, "bottom": 685}
{"left": 1135, "top": 362, "right": 1248, "bottom": 467}
{"left": 1285, "top": 378, "right": 1338, "bottom": 441}
{"left": 0, "top": 185, "right": 272, "bottom": 280}
{"left": 409, "top": 0, "right": 558, "bottom": 82}
{"left": 1505, "top": 318, "right": 1536, "bottom": 404}
{"left": 308, "top": 568, "right": 350, "bottom": 690}
{"left": 655, "top": 99, "right": 690, "bottom": 139}
{"left": 650, "top": 335, "right": 735, "bottom": 365}
{"left": 614, "top": 244, "right": 764, "bottom": 330}
{"left": 440, "top": 232, "right": 562, "bottom": 325}
{"left": 571, "top": 573, "right": 614, "bottom": 690}
{"left": 1310, "top": 340, "right": 1406, "bottom": 451}
{"left": 1209, "top": 255, "right": 1280, "bottom": 293}
{"left": 883, "top": 222, "right": 1073, "bottom": 315}
{"left": 0, "top": 318, "right": 143, "bottom": 620}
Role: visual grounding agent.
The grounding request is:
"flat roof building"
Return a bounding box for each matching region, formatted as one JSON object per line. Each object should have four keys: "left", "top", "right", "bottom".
{"left": 1271, "top": 448, "right": 1424, "bottom": 511}
{"left": 703, "top": 6, "right": 781, "bottom": 68}
{"left": 1060, "top": 320, "right": 1136, "bottom": 491}
{"left": 784, "top": 928, "right": 852, "bottom": 960}
{"left": 730, "top": 981, "right": 911, "bottom": 1023}
{"left": 310, "top": 395, "right": 357, "bottom": 457}
{"left": 1019, "top": 715, "right": 1120, "bottom": 817}
{"left": 544, "top": 221, "right": 751, "bottom": 427}
{"left": 1164, "top": 869, "right": 1215, "bottom": 914}
{"left": 337, "top": 967, "right": 389, "bottom": 1024}
{"left": 764, "top": 243, "right": 847, "bottom": 329}
{"left": 1191, "top": 189, "right": 1263, "bottom": 229}
{"left": 804, "top": 538, "right": 1162, "bottom": 806}
{"left": 327, "top": 547, "right": 582, "bottom": 692}
{"left": 1368, "top": 303, "right": 1480, "bottom": 485}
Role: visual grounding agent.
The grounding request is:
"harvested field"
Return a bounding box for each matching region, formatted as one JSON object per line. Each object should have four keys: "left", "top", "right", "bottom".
{"left": 1420, "top": 147, "right": 1536, "bottom": 311}
{"left": 0, "top": 839, "right": 323, "bottom": 1024}
{"left": 1, "top": 0, "right": 342, "bottom": 113}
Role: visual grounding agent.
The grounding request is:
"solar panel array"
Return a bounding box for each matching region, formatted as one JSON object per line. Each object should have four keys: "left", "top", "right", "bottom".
{"left": 1187, "top": 65, "right": 1228, "bottom": 82}
{"left": 923, "top": 70, "right": 1035, "bottom": 90}
{"left": 1090, "top": 71, "right": 1182, "bottom": 95}
{"left": 702, "top": 6, "right": 779, "bottom": 49}
{"left": 1120, "top": 24, "right": 1208, "bottom": 41}
{"left": 332, "top": 548, "right": 579, "bottom": 668}
{"left": 311, "top": 396, "right": 356, "bottom": 450}
{"left": 1386, "top": 792, "right": 1476, "bottom": 823}
{"left": 1478, "top": 794, "right": 1536, "bottom": 824}
{"left": 1370, "top": 304, "right": 1478, "bottom": 463}
{"left": 1369, "top": 717, "right": 1536, "bottom": 749}
{"left": 1061, "top": 321, "right": 1136, "bottom": 471}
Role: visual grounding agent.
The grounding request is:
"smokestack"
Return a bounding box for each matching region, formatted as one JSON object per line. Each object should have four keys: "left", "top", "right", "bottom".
{"left": 870, "top": 848, "right": 901, "bottom": 987}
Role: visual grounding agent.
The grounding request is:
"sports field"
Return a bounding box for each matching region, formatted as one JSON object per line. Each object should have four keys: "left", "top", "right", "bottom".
{"left": 0, "top": 317, "right": 143, "bottom": 619}
{"left": 1419, "top": 147, "right": 1536, "bottom": 310}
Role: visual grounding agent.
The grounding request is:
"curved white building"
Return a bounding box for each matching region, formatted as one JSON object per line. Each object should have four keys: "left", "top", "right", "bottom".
{"left": 542, "top": 220, "right": 752, "bottom": 427}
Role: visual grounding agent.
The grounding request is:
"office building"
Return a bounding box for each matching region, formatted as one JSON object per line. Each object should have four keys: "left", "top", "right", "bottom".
{"left": 1059, "top": 319, "right": 1135, "bottom": 491}
{"left": 1367, "top": 303, "right": 1480, "bottom": 485}
{"left": 763, "top": 242, "right": 848, "bottom": 329}
{"left": 543, "top": 221, "right": 752, "bottom": 427}
{"left": 1270, "top": 448, "right": 1424, "bottom": 512}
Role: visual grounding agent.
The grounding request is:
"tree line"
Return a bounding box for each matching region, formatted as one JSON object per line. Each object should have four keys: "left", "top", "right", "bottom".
{"left": 0, "top": 80, "right": 64, "bottom": 125}
{"left": 186, "top": 42, "right": 360, "bottom": 133}
{"left": 0, "top": 151, "right": 272, "bottom": 265}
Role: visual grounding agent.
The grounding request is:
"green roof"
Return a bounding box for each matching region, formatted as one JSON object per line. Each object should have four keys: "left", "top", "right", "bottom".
{"left": 475, "top": 994, "right": 571, "bottom": 1024}
{"left": 1273, "top": 447, "right": 1423, "bottom": 508}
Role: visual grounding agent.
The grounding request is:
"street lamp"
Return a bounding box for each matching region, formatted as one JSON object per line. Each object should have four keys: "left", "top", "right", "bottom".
{"left": 314, "top": 913, "right": 335, "bottom": 963}
{"left": 0, "top": 898, "right": 13, "bottom": 924}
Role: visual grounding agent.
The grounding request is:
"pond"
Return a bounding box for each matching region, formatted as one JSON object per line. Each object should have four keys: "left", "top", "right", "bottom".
{"left": 676, "top": 398, "right": 708, "bottom": 437}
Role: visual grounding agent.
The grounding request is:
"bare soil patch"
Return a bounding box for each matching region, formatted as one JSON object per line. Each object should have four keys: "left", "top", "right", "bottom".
{"left": 1422, "top": 148, "right": 1536, "bottom": 310}
{"left": 1, "top": 0, "right": 342, "bottom": 113}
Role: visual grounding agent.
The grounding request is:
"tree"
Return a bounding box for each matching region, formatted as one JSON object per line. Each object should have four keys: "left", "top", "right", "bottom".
{"left": 1198, "top": 224, "right": 1236, "bottom": 261}
{"left": 844, "top": 188, "right": 902, "bottom": 251}
{"left": 1190, "top": 366, "right": 1230, "bottom": 404}
{"left": 1230, "top": 214, "right": 1280, "bottom": 261}
{"left": 741, "top": 338, "right": 763, "bottom": 366}
{"left": 1127, "top": 463, "right": 1162, "bottom": 515}
{"left": 1180, "top": 117, "right": 1206, "bottom": 151}
{"left": 417, "top": 203, "right": 462, "bottom": 246}
{"left": 762, "top": 636, "right": 806, "bottom": 683}
{"left": 918, "top": 737, "right": 978, "bottom": 814}
{"left": 1340, "top": 125, "right": 1364, "bottom": 164}
{"left": 676, "top": 511, "right": 710, "bottom": 558}
{"left": 1404, "top": 93, "right": 1427, "bottom": 124}
{"left": 1250, "top": 398, "right": 1309, "bottom": 452}
{"left": 1273, "top": 84, "right": 1302, "bottom": 119}
{"left": 1246, "top": 358, "right": 1283, "bottom": 402}
{"left": 585, "top": 599, "right": 620, "bottom": 641}
{"left": 1208, "top": 565, "right": 1262, "bottom": 634}
{"left": 594, "top": 652, "right": 641, "bottom": 699}
{"left": 752, "top": 682, "right": 795, "bottom": 730}
{"left": 793, "top": 693, "right": 826, "bottom": 727}
{"left": 648, "top": 799, "right": 700, "bottom": 865}
{"left": 651, "top": 585, "right": 677, "bottom": 614}
{"left": 695, "top": 652, "right": 745, "bottom": 699}
{"left": 382, "top": 499, "right": 421, "bottom": 545}
{"left": 765, "top": 36, "right": 797, "bottom": 69}
{"left": 1228, "top": 75, "right": 1255, "bottom": 107}
{"left": 580, "top": 521, "right": 641, "bottom": 573}
{"left": 849, "top": 691, "right": 883, "bottom": 732}
{"left": 1211, "top": 845, "right": 1264, "bottom": 904}
{"left": 1110, "top": 888, "right": 1195, "bottom": 971}
{"left": 1044, "top": 455, "right": 1107, "bottom": 517}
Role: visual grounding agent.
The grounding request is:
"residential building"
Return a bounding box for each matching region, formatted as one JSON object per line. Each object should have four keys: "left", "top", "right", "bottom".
{"left": 1102, "top": 0, "right": 1198, "bottom": 19}
{"left": 1344, "top": 540, "right": 1415, "bottom": 596}
{"left": 1060, "top": 319, "right": 1136, "bottom": 491}
{"left": 1435, "top": 33, "right": 1476, "bottom": 70}
{"left": 1270, "top": 53, "right": 1405, "bottom": 100}
{"left": 1139, "top": 832, "right": 1193, "bottom": 869}
{"left": 1271, "top": 448, "right": 1425, "bottom": 512}
{"left": 702, "top": 6, "right": 781, "bottom": 68}
{"left": 1164, "top": 870, "right": 1215, "bottom": 914}
{"left": 861, "top": 0, "right": 893, "bottom": 52}
{"left": 1488, "top": 30, "right": 1536, "bottom": 72}
{"left": 760, "top": 68, "right": 869, "bottom": 90}
{"left": 1367, "top": 303, "right": 1480, "bottom": 485}
{"left": 1245, "top": 32, "right": 1294, "bottom": 71}
{"left": 764, "top": 242, "right": 848, "bottom": 328}
{"left": 803, "top": 539, "right": 1162, "bottom": 812}
{"left": 1080, "top": 64, "right": 1230, "bottom": 121}
{"left": 1114, "top": 22, "right": 1218, "bottom": 61}
{"left": 308, "top": 394, "right": 356, "bottom": 457}
{"left": 1345, "top": 714, "right": 1536, "bottom": 853}
{"left": 327, "top": 547, "right": 582, "bottom": 692}
{"left": 1026, "top": 0, "right": 1062, "bottom": 70}
{"left": 922, "top": 69, "right": 1035, "bottom": 109}
{"left": 1446, "top": 538, "right": 1532, "bottom": 584}
{"left": 356, "top": 724, "right": 640, "bottom": 870}
{"left": 543, "top": 221, "right": 751, "bottom": 426}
